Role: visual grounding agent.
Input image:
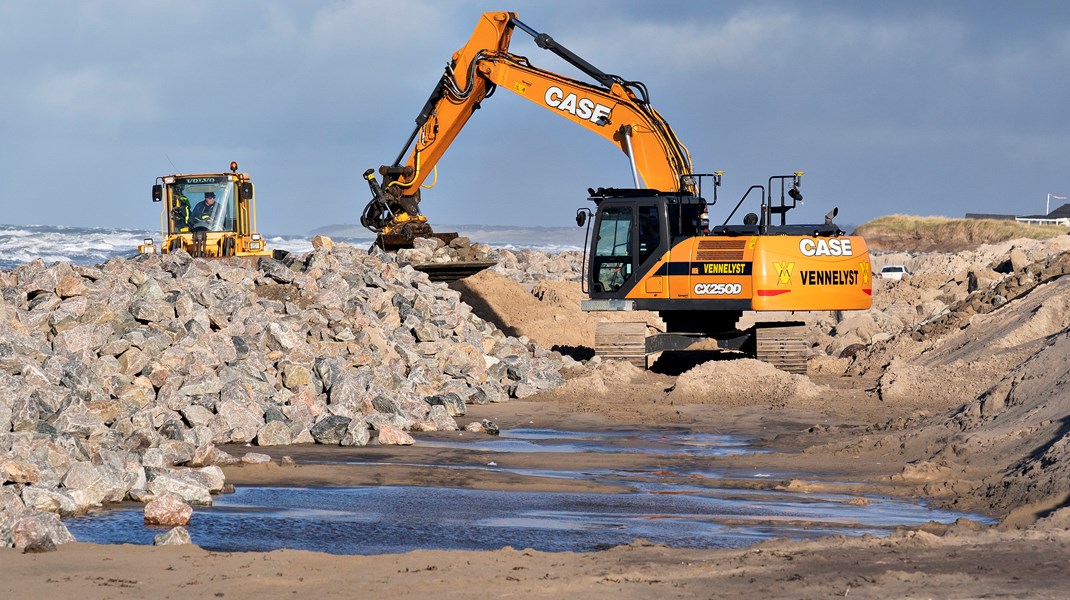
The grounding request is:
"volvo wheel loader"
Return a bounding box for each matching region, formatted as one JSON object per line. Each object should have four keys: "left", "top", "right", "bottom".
{"left": 138, "top": 162, "right": 280, "bottom": 265}
{"left": 363, "top": 11, "right": 872, "bottom": 372}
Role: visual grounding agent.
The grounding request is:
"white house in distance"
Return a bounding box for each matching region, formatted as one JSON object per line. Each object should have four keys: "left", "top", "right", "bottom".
{"left": 1016, "top": 203, "right": 1070, "bottom": 226}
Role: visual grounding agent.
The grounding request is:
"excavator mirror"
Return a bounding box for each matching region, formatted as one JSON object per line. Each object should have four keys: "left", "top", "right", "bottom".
{"left": 575, "top": 210, "right": 587, "bottom": 227}
{"left": 240, "top": 182, "right": 253, "bottom": 200}
{"left": 152, "top": 184, "right": 163, "bottom": 203}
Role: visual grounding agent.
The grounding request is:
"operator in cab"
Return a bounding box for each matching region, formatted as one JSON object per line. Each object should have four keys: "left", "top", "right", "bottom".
{"left": 190, "top": 191, "right": 218, "bottom": 231}
{"left": 171, "top": 191, "right": 191, "bottom": 232}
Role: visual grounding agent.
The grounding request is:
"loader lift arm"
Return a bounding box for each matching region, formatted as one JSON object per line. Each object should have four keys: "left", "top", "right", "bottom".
{"left": 362, "top": 11, "right": 697, "bottom": 241}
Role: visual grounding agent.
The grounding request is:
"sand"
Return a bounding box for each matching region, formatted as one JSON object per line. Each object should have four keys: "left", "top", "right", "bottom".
{"left": 5, "top": 237, "right": 1070, "bottom": 598}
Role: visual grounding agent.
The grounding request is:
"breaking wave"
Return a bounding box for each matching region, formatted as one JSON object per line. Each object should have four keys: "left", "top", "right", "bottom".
{"left": 0, "top": 224, "right": 577, "bottom": 271}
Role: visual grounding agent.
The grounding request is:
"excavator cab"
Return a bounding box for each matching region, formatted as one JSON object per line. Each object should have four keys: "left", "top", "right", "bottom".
{"left": 584, "top": 189, "right": 709, "bottom": 298}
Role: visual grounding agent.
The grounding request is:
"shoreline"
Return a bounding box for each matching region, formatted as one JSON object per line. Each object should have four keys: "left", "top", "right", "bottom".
{"left": 3, "top": 398, "right": 1065, "bottom": 600}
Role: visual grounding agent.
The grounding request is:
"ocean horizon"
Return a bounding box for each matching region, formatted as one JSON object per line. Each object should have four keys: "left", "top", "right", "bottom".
{"left": 0, "top": 223, "right": 584, "bottom": 271}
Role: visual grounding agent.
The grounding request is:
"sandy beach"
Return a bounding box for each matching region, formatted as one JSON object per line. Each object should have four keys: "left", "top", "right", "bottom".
{"left": 4, "top": 397, "right": 1070, "bottom": 599}
{"left": 5, "top": 234, "right": 1070, "bottom": 598}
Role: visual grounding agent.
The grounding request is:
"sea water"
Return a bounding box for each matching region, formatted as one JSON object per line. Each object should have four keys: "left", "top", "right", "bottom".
{"left": 0, "top": 224, "right": 318, "bottom": 270}
{"left": 0, "top": 223, "right": 582, "bottom": 270}
{"left": 65, "top": 429, "right": 993, "bottom": 555}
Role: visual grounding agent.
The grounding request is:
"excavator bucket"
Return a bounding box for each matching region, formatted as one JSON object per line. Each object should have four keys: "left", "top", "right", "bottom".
{"left": 408, "top": 260, "right": 498, "bottom": 282}
{"left": 373, "top": 223, "right": 450, "bottom": 251}
{"left": 373, "top": 226, "right": 496, "bottom": 282}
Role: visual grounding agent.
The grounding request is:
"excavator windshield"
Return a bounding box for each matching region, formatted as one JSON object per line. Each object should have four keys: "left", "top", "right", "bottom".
{"left": 166, "top": 177, "right": 238, "bottom": 234}
{"left": 593, "top": 206, "right": 633, "bottom": 293}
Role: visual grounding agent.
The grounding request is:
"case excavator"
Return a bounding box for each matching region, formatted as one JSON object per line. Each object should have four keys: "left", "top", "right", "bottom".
{"left": 138, "top": 162, "right": 279, "bottom": 266}
{"left": 362, "top": 11, "right": 872, "bottom": 372}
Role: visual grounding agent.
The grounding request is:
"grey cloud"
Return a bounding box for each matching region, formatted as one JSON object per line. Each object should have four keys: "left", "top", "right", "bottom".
{"left": 1, "top": 1, "right": 1069, "bottom": 235}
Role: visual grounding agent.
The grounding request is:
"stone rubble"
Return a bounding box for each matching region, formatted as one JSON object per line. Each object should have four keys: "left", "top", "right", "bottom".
{"left": 5, "top": 231, "right": 1059, "bottom": 550}
{"left": 0, "top": 242, "right": 570, "bottom": 549}
{"left": 394, "top": 237, "right": 583, "bottom": 285}
{"left": 153, "top": 526, "right": 192, "bottom": 546}
{"left": 490, "top": 249, "right": 582, "bottom": 284}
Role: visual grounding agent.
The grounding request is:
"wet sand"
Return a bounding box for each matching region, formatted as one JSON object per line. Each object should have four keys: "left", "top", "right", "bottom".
{"left": 220, "top": 401, "right": 914, "bottom": 502}
{"left": 6, "top": 396, "right": 1070, "bottom": 599}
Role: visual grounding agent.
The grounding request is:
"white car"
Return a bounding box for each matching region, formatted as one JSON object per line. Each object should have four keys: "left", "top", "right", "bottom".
{"left": 878, "top": 265, "right": 910, "bottom": 280}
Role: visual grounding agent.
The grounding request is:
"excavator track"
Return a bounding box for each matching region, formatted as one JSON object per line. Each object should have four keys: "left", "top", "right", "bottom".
{"left": 753, "top": 322, "right": 808, "bottom": 375}
{"left": 594, "top": 321, "right": 648, "bottom": 368}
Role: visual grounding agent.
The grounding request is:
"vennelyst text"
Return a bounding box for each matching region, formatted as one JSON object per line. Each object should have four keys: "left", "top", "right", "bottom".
{"left": 544, "top": 86, "right": 612, "bottom": 124}
{"left": 696, "top": 262, "right": 749, "bottom": 275}
{"left": 800, "top": 270, "right": 859, "bottom": 285}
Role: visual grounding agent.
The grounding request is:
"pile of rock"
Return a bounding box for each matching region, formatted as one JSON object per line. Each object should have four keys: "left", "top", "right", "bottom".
{"left": 909, "top": 249, "right": 1070, "bottom": 342}
{"left": 491, "top": 249, "right": 582, "bottom": 284}
{"left": 392, "top": 236, "right": 583, "bottom": 285}
{"left": 789, "top": 240, "right": 1070, "bottom": 359}
{"left": 0, "top": 242, "right": 569, "bottom": 549}
{"left": 395, "top": 236, "right": 494, "bottom": 265}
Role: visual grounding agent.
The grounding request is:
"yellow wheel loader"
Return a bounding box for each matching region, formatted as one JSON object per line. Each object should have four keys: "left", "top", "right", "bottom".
{"left": 138, "top": 161, "right": 279, "bottom": 264}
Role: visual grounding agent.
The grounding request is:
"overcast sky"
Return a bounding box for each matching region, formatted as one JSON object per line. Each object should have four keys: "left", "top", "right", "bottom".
{"left": 2, "top": 1, "right": 1068, "bottom": 235}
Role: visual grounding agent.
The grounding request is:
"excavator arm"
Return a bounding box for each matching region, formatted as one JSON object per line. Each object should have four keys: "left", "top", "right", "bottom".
{"left": 362, "top": 11, "right": 696, "bottom": 240}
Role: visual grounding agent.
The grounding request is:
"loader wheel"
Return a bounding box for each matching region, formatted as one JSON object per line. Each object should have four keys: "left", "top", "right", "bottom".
{"left": 753, "top": 322, "right": 808, "bottom": 374}
{"left": 594, "top": 321, "right": 648, "bottom": 368}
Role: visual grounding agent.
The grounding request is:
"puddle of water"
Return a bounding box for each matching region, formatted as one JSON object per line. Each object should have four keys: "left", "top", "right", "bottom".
{"left": 421, "top": 428, "right": 757, "bottom": 456}
{"left": 64, "top": 427, "right": 995, "bottom": 554}
{"left": 66, "top": 483, "right": 986, "bottom": 555}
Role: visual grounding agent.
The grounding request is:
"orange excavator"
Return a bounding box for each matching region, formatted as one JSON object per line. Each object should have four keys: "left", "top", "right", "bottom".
{"left": 363, "top": 11, "right": 872, "bottom": 372}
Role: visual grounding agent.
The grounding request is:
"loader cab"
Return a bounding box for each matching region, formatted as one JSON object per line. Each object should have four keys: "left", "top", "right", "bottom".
{"left": 144, "top": 163, "right": 268, "bottom": 259}
{"left": 583, "top": 190, "right": 705, "bottom": 298}
{"left": 161, "top": 176, "right": 242, "bottom": 235}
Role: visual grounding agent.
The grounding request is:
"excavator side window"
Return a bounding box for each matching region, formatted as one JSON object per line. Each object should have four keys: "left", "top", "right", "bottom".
{"left": 637, "top": 205, "right": 660, "bottom": 265}
{"left": 593, "top": 206, "right": 633, "bottom": 293}
{"left": 666, "top": 201, "right": 705, "bottom": 240}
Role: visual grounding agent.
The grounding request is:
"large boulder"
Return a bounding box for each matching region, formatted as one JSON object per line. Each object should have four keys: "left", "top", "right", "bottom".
{"left": 10, "top": 512, "right": 74, "bottom": 551}
{"left": 144, "top": 492, "right": 193, "bottom": 526}
{"left": 153, "top": 526, "right": 192, "bottom": 546}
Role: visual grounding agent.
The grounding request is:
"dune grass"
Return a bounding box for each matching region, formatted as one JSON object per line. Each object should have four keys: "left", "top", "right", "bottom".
{"left": 855, "top": 214, "right": 1069, "bottom": 245}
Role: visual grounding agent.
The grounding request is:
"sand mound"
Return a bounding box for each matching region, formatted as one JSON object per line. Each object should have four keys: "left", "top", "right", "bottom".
{"left": 874, "top": 359, "right": 974, "bottom": 409}
{"left": 552, "top": 360, "right": 648, "bottom": 397}
{"left": 946, "top": 328, "right": 1070, "bottom": 515}
{"left": 450, "top": 271, "right": 662, "bottom": 352}
{"left": 669, "top": 359, "right": 829, "bottom": 408}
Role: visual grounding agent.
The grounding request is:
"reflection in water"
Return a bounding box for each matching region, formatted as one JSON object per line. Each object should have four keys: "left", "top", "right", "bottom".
{"left": 420, "top": 428, "right": 757, "bottom": 456}
{"left": 66, "top": 428, "right": 993, "bottom": 554}
{"left": 69, "top": 484, "right": 978, "bottom": 555}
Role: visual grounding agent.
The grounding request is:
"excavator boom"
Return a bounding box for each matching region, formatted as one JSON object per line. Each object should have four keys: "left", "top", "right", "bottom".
{"left": 362, "top": 11, "right": 695, "bottom": 241}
